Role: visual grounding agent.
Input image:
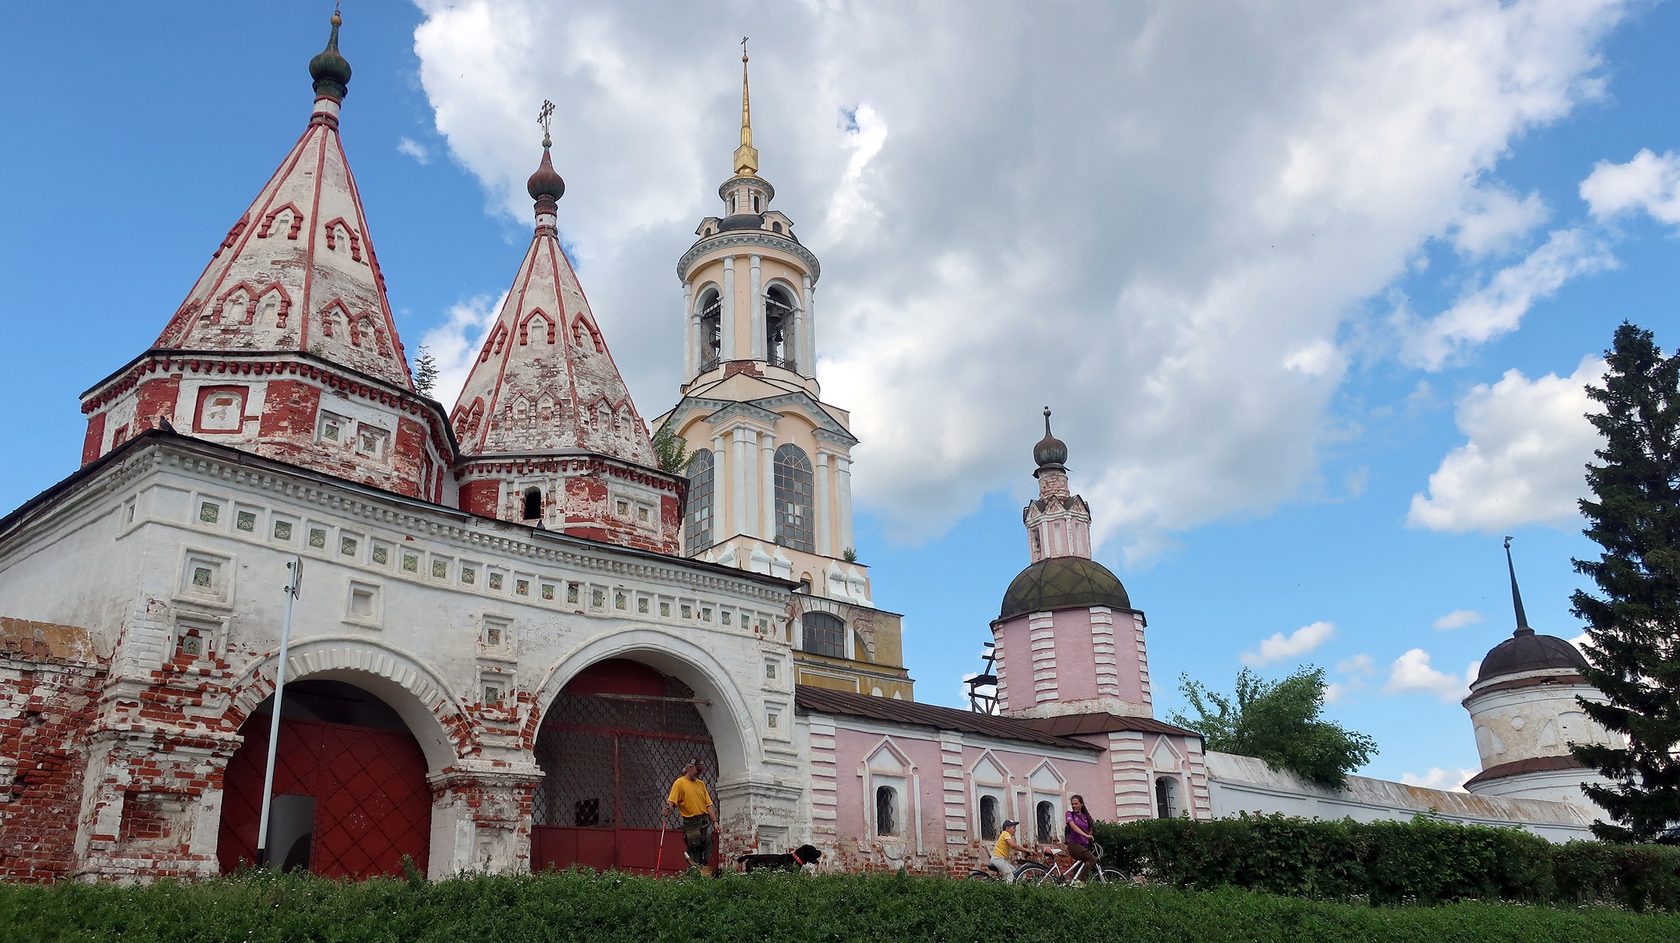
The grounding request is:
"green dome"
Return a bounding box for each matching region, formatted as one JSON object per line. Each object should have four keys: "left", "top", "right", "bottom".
{"left": 309, "top": 13, "right": 352, "bottom": 101}
{"left": 998, "top": 557, "right": 1131, "bottom": 622}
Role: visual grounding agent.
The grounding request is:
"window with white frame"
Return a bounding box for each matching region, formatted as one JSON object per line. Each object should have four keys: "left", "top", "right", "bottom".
{"left": 865, "top": 740, "right": 914, "bottom": 844}
{"left": 970, "top": 752, "right": 1010, "bottom": 841}
{"left": 1155, "top": 776, "right": 1180, "bottom": 819}
{"left": 1028, "top": 762, "right": 1065, "bottom": 843}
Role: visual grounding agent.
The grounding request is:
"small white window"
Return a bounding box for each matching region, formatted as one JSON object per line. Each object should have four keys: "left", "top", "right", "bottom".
{"left": 875, "top": 785, "right": 899, "bottom": 837}
{"left": 355, "top": 424, "right": 389, "bottom": 459}
{"left": 1155, "top": 776, "right": 1180, "bottom": 819}
{"left": 317, "top": 411, "right": 347, "bottom": 444}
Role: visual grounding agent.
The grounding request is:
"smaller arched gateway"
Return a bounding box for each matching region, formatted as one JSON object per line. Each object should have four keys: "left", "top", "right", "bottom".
{"left": 216, "top": 680, "right": 433, "bottom": 879}
{"left": 532, "top": 660, "right": 719, "bottom": 873}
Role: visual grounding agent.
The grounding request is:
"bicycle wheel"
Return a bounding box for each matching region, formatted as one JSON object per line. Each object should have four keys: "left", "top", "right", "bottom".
{"left": 1014, "top": 863, "right": 1052, "bottom": 886}
{"left": 1093, "top": 867, "right": 1124, "bottom": 884}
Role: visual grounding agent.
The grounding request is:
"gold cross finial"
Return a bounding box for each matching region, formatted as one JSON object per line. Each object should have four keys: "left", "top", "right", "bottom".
{"left": 734, "top": 38, "right": 759, "bottom": 176}
{"left": 537, "top": 99, "right": 555, "bottom": 149}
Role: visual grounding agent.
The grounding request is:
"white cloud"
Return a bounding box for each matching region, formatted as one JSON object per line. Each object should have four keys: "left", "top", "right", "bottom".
{"left": 1581, "top": 148, "right": 1680, "bottom": 226}
{"left": 1433, "top": 609, "right": 1485, "bottom": 631}
{"left": 1408, "top": 356, "right": 1605, "bottom": 532}
{"left": 1401, "top": 767, "right": 1478, "bottom": 792}
{"left": 1400, "top": 227, "right": 1615, "bottom": 370}
{"left": 1337, "top": 653, "right": 1375, "bottom": 676}
{"left": 409, "top": 0, "right": 1630, "bottom": 555}
{"left": 1385, "top": 648, "right": 1477, "bottom": 702}
{"left": 1324, "top": 681, "right": 1350, "bottom": 705}
{"left": 397, "top": 136, "right": 431, "bottom": 165}
{"left": 1452, "top": 185, "right": 1549, "bottom": 257}
{"left": 1242, "top": 620, "right": 1335, "bottom": 667}
{"left": 416, "top": 293, "right": 505, "bottom": 409}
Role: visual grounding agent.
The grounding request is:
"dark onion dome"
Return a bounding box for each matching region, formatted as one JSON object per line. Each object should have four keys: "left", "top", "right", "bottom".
{"left": 309, "top": 12, "right": 352, "bottom": 101}
{"left": 527, "top": 136, "right": 566, "bottom": 203}
{"left": 1034, "top": 407, "right": 1067, "bottom": 469}
{"left": 999, "top": 557, "right": 1131, "bottom": 622}
{"left": 1474, "top": 629, "right": 1589, "bottom": 684}
{"left": 717, "top": 213, "right": 765, "bottom": 232}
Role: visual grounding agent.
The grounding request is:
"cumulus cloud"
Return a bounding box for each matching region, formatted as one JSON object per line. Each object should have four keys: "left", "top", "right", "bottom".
{"left": 1433, "top": 609, "right": 1485, "bottom": 631}
{"left": 1408, "top": 356, "right": 1605, "bottom": 532}
{"left": 1337, "top": 653, "right": 1375, "bottom": 676}
{"left": 1452, "top": 184, "right": 1549, "bottom": 257}
{"left": 1385, "top": 648, "right": 1477, "bottom": 702}
{"left": 1399, "top": 227, "right": 1616, "bottom": 370}
{"left": 416, "top": 293, "right": 506, "bottom": 409}
{"left": 397, "top": 136, "right": 431, "bottom": 165}
{"left": 409, "top": 0, "right": 1630, "bottom": 554}
{"left": 1242, "top": 620, "right": 1335, "bottom": 667}
{"left": 1581, "top": 148, "right": 1680, "bottom": 226}
{"left": 1401, "top": 767, "right": 1478, "bottom": 792}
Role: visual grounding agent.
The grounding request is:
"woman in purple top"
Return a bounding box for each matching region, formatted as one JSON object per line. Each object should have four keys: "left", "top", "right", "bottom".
{"left": 1063, "top": 794, "right": 1098, "bottom": 878}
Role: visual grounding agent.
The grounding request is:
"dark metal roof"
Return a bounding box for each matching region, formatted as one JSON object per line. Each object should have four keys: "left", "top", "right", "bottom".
{"left": 1464, "top": 754, "right": 1585, "bottom": 790}
{"left": 1470, "top": 673, "right": 1588, "bottom": 697}
{"left": 1475, "top": 631, "right": 1589, "bottom": 683}
{"left": 1023, "top": 711, "right": 1202, "bottom": 740}
{"left": 793, "top": 685, "right": 1101, "bottom": 752}
{"left": 998, "top": 556, "right": 1131, "bottom": 622}
{"left": 716, "top": 213, "right": 765, "bottom": 232}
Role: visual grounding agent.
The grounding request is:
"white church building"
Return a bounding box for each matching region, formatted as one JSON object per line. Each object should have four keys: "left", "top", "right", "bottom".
{"left": 0, "top": 12, "right": 1616, "bottom": 884}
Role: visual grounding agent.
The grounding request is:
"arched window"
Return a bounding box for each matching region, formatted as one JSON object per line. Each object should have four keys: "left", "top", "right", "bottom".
{"left": 697, "top": 289, "right": 722, "bottom": 371}
{"left": 1154, "top": 776, "right": 1179, "bottom": 819}
{"left": 875, "top": 785, "right": 899, "bottom": 837}
{"left": 1035, "top": 800, "right": 1055, "bottom": 844}
{"left": 764, "top": 285, "right": 797, "bottom": 370}
{"left": 522, "top": 487, "right": 542, "bottom": 522}
{"left": 684, "top": 450, "right": 713, "bottom": 556}
{"left": 979, "top": 795, "right": 1000, "bottom": 841}
{"left": 773, "top": 444, "right": 814, "bottom": 552}
{"left": 801, "top": 612, "right": 846, "bottom": 658}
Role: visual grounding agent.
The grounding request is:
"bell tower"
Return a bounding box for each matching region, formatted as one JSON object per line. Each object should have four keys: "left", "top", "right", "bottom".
{"left": 656, "top": 43, "right": 909, "bottom": 700}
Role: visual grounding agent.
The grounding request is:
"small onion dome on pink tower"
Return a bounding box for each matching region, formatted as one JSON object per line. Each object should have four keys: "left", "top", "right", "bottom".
{"left": 1033, "top": 405, "right": 1068, "bottom": 472}
{"left": 308, "top": 11, "right": 352, "bottom": 101}
{"left": 527, "top": 131, "right": 566, "bottom": 212}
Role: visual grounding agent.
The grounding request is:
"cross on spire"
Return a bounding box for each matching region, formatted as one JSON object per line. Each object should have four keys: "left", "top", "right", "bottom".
{"left": 537, "top": 99, "right": 555, "bottom": 149}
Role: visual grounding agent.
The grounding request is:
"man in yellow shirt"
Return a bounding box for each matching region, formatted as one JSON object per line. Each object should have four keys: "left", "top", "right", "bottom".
{"left": 666, "top": 759, "right": 717, "bottom": 875}
{"left": 989, "top": 819, "right": 1029, "bottom": 882}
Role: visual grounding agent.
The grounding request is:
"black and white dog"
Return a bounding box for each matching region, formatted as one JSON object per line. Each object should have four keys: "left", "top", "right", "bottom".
{"left": 736, "top": 844, "right": 823, "bottom": 873}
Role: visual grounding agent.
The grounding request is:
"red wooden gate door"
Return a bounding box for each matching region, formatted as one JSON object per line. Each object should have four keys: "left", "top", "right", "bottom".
{"left": 532, "top": 659, "right": 719, "bottom": 874}
{"left": 217, "top": 685, "right": 431, "bottom": 879}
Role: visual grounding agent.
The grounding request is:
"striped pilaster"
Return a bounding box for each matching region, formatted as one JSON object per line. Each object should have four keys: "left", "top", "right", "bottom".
{"left": 1029, "top": 613, "right": 1058, "bottom": 705}
{"left": 939, "top": 733, "right": 969, "bottom": 846}
{"left": 1182, "top": 736, "right": 1213, "bottom": 819}
{"left": 808, "top": 717, "right": 839, "bottom": 844}
{"left": 1089, "top": 607, "right": 1121, "bottom": 698}
{"left": 1108, "top": 730, "right": 1152, "bottom": 820}
{"left": 1132, "top": 613, "right": 1153, "bottom": 709}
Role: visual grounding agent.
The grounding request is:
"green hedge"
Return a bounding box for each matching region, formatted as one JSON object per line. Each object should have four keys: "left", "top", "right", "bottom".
{"left": 1, "top": 869, "right": 1676, "bottom": 943}
{"left": 1095, "top": 814, "right": 1680, "bottom": 911}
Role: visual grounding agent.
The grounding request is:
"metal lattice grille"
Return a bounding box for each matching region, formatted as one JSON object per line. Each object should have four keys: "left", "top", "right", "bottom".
{"left": 774, "top": 444, "right": 815, "bottom": 553}
{"left": 534, "top": 679, "right": 717, "bottom": 831}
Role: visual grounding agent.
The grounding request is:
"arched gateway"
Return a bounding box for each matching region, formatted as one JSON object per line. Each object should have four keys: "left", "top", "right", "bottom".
{"left": 216, "top": 680, "right": 432, "bottom": 878}
{"left": 532, "top": 659, "right": 719, "bottom": 873}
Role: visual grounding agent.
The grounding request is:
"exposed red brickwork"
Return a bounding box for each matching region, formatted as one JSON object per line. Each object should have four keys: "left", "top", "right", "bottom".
{"left": 0, "top": 618, "right": 105, "bottom": 883}
{"left": 81, "top": 412, "right": 106, "bottom": 466}
{"left": 460, "top": 479, "right": 500, "bottom": 518}
{"left": 133, "top": 375, "right": 182, "bottom": 435}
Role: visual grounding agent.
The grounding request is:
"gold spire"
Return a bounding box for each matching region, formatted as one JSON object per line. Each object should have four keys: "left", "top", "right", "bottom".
{"left": 732, "top": 36, "right": 760, "bottom": 177}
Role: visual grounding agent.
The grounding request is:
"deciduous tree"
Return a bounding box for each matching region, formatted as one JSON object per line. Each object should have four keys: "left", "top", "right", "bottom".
{"left": 1169, "top": 666, "right": 1376, "bottom": 788}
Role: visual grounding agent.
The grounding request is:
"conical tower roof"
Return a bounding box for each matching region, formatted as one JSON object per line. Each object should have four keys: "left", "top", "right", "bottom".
{"left": 450, "top": 132, "right": 655, "bottom": 466}
{"left": 151, "top": 13, "right": 411, "bottom": 390}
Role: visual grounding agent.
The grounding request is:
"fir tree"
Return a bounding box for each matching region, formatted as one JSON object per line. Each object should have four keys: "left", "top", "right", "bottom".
{"left": 1570, "top": 321, "right": 1680, "bottom": 843}
{"left": 413, "top": 345, "right": 439, "bottom": 397}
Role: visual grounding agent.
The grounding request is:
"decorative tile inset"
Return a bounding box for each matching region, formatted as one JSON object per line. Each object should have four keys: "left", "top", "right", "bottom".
{"left": 432, "top": 559, "right": 448, "bottom": 579}
{"left": 340, "top": 536, "right": 358, "bottom": 557}
{"left": 199, "top": 502, "right": 220, "bottom": 524}
{"left": 372, "top": 544, "right": 389, "bottom": 565}
{"left": 489, "top": 572, "right": 503, "bottom": 591}
{"left": 516, "top": 579, "right": 530, "bottom": 596}
{"left": 236, "top": 511, "right": 256, "bottom": 532}
{"left": 308, "top": 528, "right": 327, "bottom": 549}
{"left": 402, "top": 552, "right": 419, "bottom": 574}
{"left": 273, "top": 520, "right": 293, "bottom": 541}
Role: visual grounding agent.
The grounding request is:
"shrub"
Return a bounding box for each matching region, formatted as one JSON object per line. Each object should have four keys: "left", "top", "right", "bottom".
{"left": 1096, "top": 813, "right": 1680, "bottom": 911}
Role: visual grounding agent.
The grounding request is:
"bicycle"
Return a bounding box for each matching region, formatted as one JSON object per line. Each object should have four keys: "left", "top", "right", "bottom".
{"left": 967, "top": 856, "right": 1050, "bottom": 883}
{"left": 1018, "top": 843, "right": 1118, "bottom": 886}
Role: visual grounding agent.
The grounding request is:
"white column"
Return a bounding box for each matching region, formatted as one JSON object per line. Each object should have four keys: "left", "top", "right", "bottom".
{"left": 836, "top": 455, "right": 853, "bottom": 554}
{"left": 722, "top": 256, "right": 737, "bottom": 360}
{"left": 711, "top": 435, "right": 726, "bottom": 544}
{"left": 803, "top": 281, "right": 816, "bottom": 376}
{"left": 814, "top": 450, "right": 832, "bottom": 557}
{"left": 760, "top": 430, "right": 777, "bottom": 542}
{"left": 743, "top": 428, "right": 760, "bottom": 537}
{"left": 682, "top": 282, "right": 696, "bottom": 378}
{"left": 749, "top": 254, "right": 764, "bottom": 361}
{"left": 798, "top": 275, "right": 813, "bottom": 377}
{"left": 731, "top": 428, "right": 747, "bottom": 536}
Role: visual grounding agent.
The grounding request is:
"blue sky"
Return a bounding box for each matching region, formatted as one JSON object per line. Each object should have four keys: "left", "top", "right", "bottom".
{"left": 3, "top": 2, "right": 1678, "bottom": 790}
